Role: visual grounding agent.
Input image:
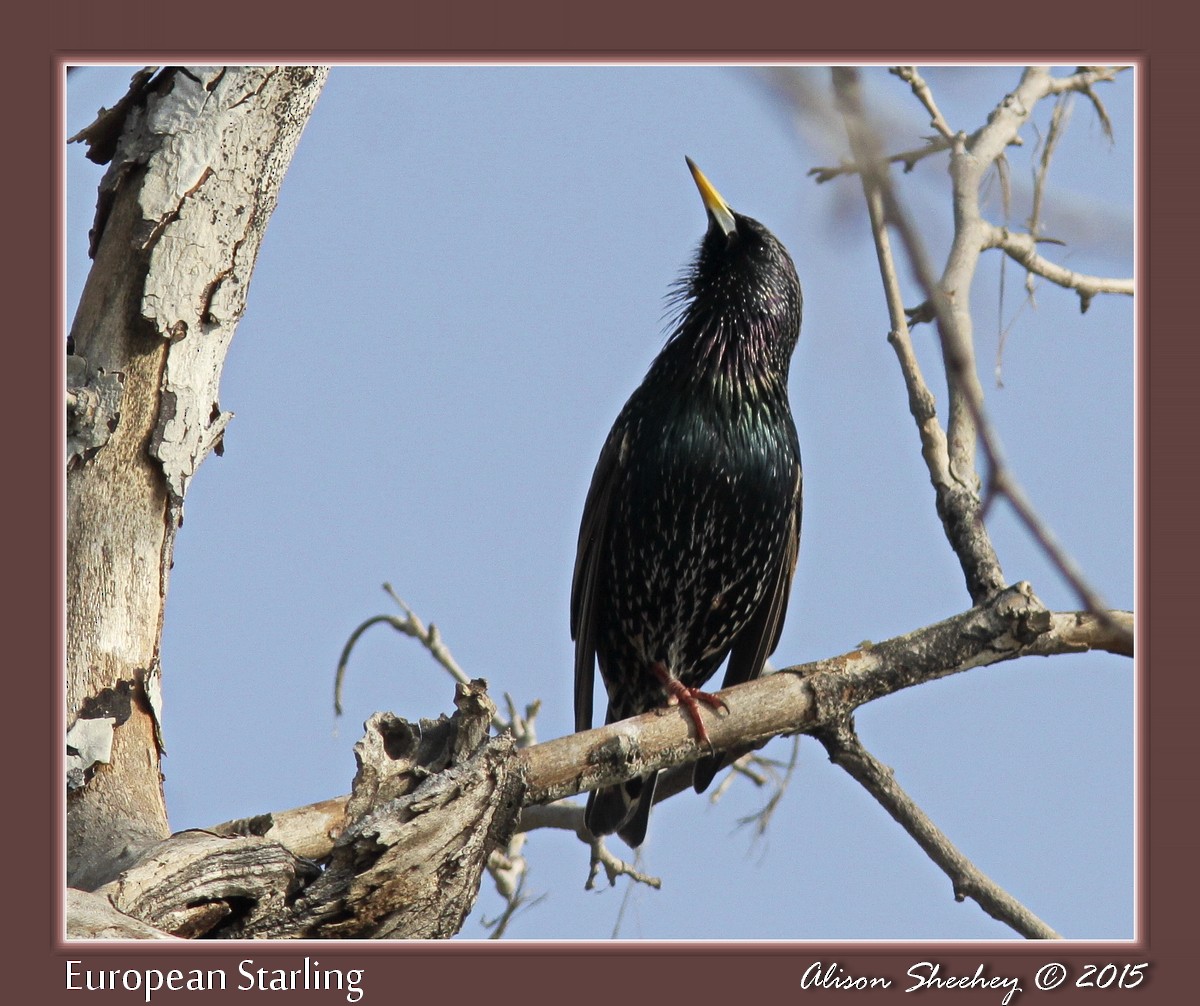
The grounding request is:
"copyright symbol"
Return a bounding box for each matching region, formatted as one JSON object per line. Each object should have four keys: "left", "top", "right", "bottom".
{"left": 1035, "top": 963, "right": 1067, "bottom": 990}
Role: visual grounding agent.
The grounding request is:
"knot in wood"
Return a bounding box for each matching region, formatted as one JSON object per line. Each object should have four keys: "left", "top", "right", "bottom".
{"left": 588, "top": 733, "right": 642, "bottom": 776}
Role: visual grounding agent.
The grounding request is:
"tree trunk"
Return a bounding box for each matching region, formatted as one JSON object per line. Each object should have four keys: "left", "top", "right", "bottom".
{"left": 66, "top": 66, "right": 328, "bottom": 890}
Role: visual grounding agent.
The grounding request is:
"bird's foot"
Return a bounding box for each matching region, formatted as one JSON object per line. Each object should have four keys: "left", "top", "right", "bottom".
{"left": 649, "top": 661, "right": 728, "bottom": 752}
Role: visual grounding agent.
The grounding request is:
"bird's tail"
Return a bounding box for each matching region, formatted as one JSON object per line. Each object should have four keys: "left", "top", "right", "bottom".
{"left": 585, "top": 771, "right": 659, "bottom": 848}
{"left": 691, "top": 753, "right": 726, "bottom": 795}
{"left": 693, "top": 741, "right": 757, "bottom": 794}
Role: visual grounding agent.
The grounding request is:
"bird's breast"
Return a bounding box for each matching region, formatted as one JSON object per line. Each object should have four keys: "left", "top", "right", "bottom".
{"left": 599, "top": 391, "right": 797, "bottom": 679}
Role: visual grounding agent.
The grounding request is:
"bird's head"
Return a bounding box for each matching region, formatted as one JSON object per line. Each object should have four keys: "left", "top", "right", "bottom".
{"left": 670, "top": 158, "right": 803, "bottom": 376}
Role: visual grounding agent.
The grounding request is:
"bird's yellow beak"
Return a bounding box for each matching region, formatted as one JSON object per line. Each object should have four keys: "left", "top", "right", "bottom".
{"left": 686, "top": 157, "right": 737, "bottom": 237}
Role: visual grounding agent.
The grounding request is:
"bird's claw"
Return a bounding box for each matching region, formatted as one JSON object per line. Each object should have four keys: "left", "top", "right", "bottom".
{"left": 651, "top": 662, "right": 727, "bottom": 752}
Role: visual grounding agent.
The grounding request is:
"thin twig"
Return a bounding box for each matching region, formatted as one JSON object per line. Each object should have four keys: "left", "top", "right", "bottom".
{"left": 589, "top": 840, "right": 662, "bottom": 892}
{"left": 480, "top": 853, "right": 546, "bottom": 939}
{"left": 735, "top": 735, "right": 800, "bottom": 839}
{"left": 809, "top": 67, "right": 956, "bottom": 185}
{"left": 611, "top": 866, "right": 642, "bottom": 938}
{"left": 513, "top": 801, "right": 663, "bottom": 893}
{"left": 980, "top": 468, "right": 1123, "bottom": 628}
{"left": 1046, "top": 65, "right": 1125, "bottom": 96}
{"left": 833, "top": 67, "right": 1001, "bottom": 602}
{"left": 1079, "top": 82, "right": 1116, "bottom": 142}
{"left": 722, "top": 752, "right": 772, "bottom": 790}
{"left": 332, "top": 583, "right": 509, "bottom": 733}
{"left": 502, "top": 693, "right": 541, "bottom": 749}
{"left": 381, "top": 583, "right": 471, "bottom": 683}
{"left": 1028, "top": 95, "right": 1070, "bottom": 249}
{"left": 890, "top": 66, "right": 956, "bottom": 141}
{"left": 808, "top": 139, "right": 950, "bottom": 183}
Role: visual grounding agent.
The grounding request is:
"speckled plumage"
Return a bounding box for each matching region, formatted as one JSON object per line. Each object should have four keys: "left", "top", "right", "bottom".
{"left": 571, "top": 160, "right": 803, "bottom": 847}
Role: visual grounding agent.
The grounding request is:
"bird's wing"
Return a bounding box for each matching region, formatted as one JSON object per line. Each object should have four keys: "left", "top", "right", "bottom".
{"left": 692, "top": 460, "right": 801, "bottom": 794}
{"left": 720, "top": 459, "right": 802, "bottom": 691}
{"left": 571, "top": 427, "right": 625, "bottom": 734}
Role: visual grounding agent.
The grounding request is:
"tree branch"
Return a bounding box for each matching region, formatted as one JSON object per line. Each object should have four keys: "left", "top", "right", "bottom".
{"left": 832, "top": 66, "right": 1005, "bottom": 603}
{"left": 985, "top": 225, "right": 1135, "bottom": 312}
{"left": 1046, "top": 65, "right": 1125, "bottom": 96}
{"left": 813, "top": 718, "right": 1062, "bottom": 939}
{"left": 334, "top": 584, "right": 519, "bottom": 736}
{"left": 213, "top": 597, "right": 1133, "bottom": 865}
{"left": 521, "top": 588, "right": 1129, "bottom": 805}
{"left": 119, "top": 682, "right": 526, "bottom": 940}
{"left": 514, "top": 801, "right": 663, "bottom": 892}
{"left": 828, "top": 66, "right": 1132, "bottom": 651}
{"left": 808, "top": 139, "right": 950, "bottom": 183}
{"left": 1027, "top": 93, "right": 1068, "bottom": 250}
{"left": 83, "top": 591, "right": 1128, "bottom": 940}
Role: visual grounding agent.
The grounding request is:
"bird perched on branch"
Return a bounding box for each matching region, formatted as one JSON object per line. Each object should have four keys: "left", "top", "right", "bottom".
{"left": 571, "top": 158, "right": 803, "bottom": 847}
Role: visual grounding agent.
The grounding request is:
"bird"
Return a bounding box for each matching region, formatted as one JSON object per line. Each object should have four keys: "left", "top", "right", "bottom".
{"left": 571, "top": 157, "right": 803, "bottom": 847}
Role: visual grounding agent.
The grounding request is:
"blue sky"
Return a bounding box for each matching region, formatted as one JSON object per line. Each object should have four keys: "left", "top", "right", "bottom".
{"left": 65, "top": 64, "right": 1135, "bottom": 940}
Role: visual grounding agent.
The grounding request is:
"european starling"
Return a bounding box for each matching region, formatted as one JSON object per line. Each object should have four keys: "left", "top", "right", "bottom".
{"left": 571, "top": 158, "right": 803, "bottom": 847}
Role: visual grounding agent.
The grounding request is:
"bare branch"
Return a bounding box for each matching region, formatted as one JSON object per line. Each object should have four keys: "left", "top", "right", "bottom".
{"left": 995, "top": 150, "right": 1014, "bottom": 223}
{"left": 1028, "top": 95, "right": 1071, "bottom": 246}
{"left": 221, "top": 597, "right": 1133, "bottom": 871}
{"left": 1046, "top": 65, "right": 1125, "bottom": 96}
{"left": 985, "top": 226, "right": 1134, "bottom": 312}
{"left": 831, "top": 67, "right": 1003, "bottom": 602}
{"left": 1049, "top": 66, "right": 1126, "bottom": 146}
{"left": 332, "top": 614, "right": 406, "bottom": 715}
{"left": 713, "top": 750, "right": 775, "bottom": 794}
{"left": 511, "top": 802, "right": 663, "bottom": 893}
{"left": 67, "top": 888, "right": 182, "bottom": 940}
{"left": 181, "top": 595, "right": 1129, "bottom": 940}
{"left": 1031, "top": 610, "right": 1133, "bottom": 657}
{"left": 1081, "top": 84, "right": 1116, "bottom": 143}
{"left": 813, "top": 718, "right": 1062, "bottom": 939}
{"left": 982, "top": 467, "right": 1131, "bottom": 634}
{"left": 734, "top": 736, "right": 800, "bottom": 839}
{"left": 828, "top": 65, "right": 1130, "bottom": 631}
{"left": 210, "top": 796, "right": 349, "bottom": 862}
{"left": 481, "top": 840, "right": 547, "bottom": 939}
{"left": 381, "top": 582, "right": 472, "bottom": 685}
{"left": 811, "top": 65, "right": 1037, "bottom": 187}
{"left": 501, "top": 693, "right": 541, "bottom": 749}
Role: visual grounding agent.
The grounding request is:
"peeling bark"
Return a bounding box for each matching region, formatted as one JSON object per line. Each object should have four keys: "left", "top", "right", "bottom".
{"left": 66, "top": 66, "right": 328, "bottom": 889}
